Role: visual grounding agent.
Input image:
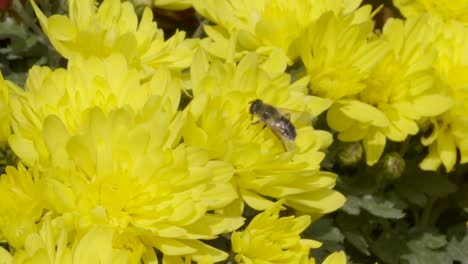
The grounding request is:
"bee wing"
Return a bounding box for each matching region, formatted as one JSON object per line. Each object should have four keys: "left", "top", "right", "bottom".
{"left": 275, "top": 107, "right": 316, "bottom": 127}
{"left": 267, "top": 120, "right": 297, "bottom": 152}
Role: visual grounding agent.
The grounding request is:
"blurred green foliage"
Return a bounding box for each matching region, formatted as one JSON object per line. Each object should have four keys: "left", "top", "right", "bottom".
{"left": 0, "top": 0, "right": 66, "bottom": 86}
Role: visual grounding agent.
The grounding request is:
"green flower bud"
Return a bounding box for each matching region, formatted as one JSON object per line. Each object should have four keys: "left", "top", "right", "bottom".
{"left": 337, "top": 142, "right": 363, "bottom": 168}
{"left": 381, "top": 152, "right": 405, "bottom": 180}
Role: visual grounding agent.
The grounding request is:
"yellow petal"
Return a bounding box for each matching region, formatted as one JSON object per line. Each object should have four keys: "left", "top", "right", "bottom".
{"left": 323, "top": 251, "right": 347, "bottom": 264}
{"left": 337, "top": 124, "right": 368, "bottom": 142}
{"left": 437, "top": 130, "right": 457, "bottom": 171}
{"left": 43, "top": 115, "right": 71, "bottom": 166}
{"left": 153, "top": 0, "right": 192, "bottom": 10}
{"left": 419, "top": 143, "right": 442, "bottom": 171}
{"left": 150, "top": 237, "right": 197, "bottom": 255}
{"left": 327, "top": 103, "right": 354, "bottom": 132}
{"left": 412, "top": 95, "right": 454, "bottom": 117}
{"left": 340, "top": 100, "right": 390, "bottom": 128}
{"left": 183, "top": 240, "right": 229, "bottom": 263}
{"left": 363, "top": 129, "right": 386, "bottom": 165}
{"left": 72, "top": 227, "right": 115, "bottom": 263}
{"left": 285, "top": 189, "right": 346, "bottom": 214}
{"left": 47, "top": 15, "right": 77, "bottom": 41}
{"left": 184, "top": 215, "right": 244, "bottom": 238}
{"left": 0, "top": 247, "right": 12, "bottom": 263}
{"left": 8, "top": 135, "right": 39, "bottom": 167}
{"left": 240, "top": 188, "right": 276, "bottom": 211}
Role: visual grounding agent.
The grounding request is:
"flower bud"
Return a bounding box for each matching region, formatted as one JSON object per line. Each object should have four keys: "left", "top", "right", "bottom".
{"left": 337, "top": 142, "right": 363, "bottom": 168}
{"left": 381, "top": 152, "right": 405, "bottom": 180}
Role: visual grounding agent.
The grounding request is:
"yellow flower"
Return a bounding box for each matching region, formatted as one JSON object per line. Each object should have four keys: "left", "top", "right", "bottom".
{"left": 231, "top": 200, "right": 322, "bottom": 264}
{"left": 36, "top": 106, "right": 243, "bottom": 262}
{"left": 296, "top": 11, "right": 388, "bottom": 100}
{"left": 183, "top": 50, "right": 345, "bottom": 215}
{"left": 3, "top": 217, "right": 138, "bottom": 264}
{"left": 327, "top": 15, "right": 453, "bottom": 165}
{"left": 420, "top": 20, "right": 468, "bottom": 172}
{"left": 294, "top": 9, "right": 388, "bottom": 166}
{"left": 31, "top": 0, "right": 198, "bottom": 75}
{"left": 8, "top": 54, "right": 180, "bottom": 169}
{"left": 153, "top": 0, "right": 192, "bottom": 10}
{"left": 394, "top": 0, "right": 468, "bottom": 24}
{"left": 0, "top": 163, "right": 42, "bottom": 249}
{"left": 193, "top": 0, "right": 372, "bottom": 63}
{"left": 0, "top": 72, "right": 10, "bottom": 146}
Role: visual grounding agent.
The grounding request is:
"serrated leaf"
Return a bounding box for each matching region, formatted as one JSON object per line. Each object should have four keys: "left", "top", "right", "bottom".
{"left": 306, "top": 218, "right": 346, "bottom": 263}
{"left": 344, "top": 231, "right": 370, "bottom": 256}
{"left": 400, "top": 228, "right": 451, "bottom": 264}
{"left": 396, "top": 166, "right": 457, "bottom": 206}
{"left": 371, "top": 231, "right": 404, "bottom": 264}
{"left": 402, "top": 239, "right": 450, "bottom": 264}
{"left": 305, "top": 218, "right": 344, "bottom": 243}
{"left": 341, "top": 195, "right": 361, "bottom": 215}
{"left": 447, "top": 233, "right": 468, "bottom": 264}
{"left": 347, "top": 194, "right": 405, "bottom": 219}
{"left": 407, "top": 228, "right": 448, "bottom": 249}
{"left": 420, "top": 232, "right": 447, "bottom": 249}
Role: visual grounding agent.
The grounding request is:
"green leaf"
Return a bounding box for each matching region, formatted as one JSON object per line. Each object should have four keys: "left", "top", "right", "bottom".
{"left": 420, "top": 232, "right": 447, "bottom": 249}
{"left": 395, "top": 166, "right": 457, "bottom": 206}
{"left": 344, "top": 230, "right": 370, "bottom": 256}
{"left": 343, "top": 195, "right": 405, "bottom": 219}
{"left": 446, "top": 225, "right": 468, "bottom": 263}
{"left": 0, "top": 17, "right": 37, "bottom": 53}
{"left": 360, "top": 195, "right": 405, "bottom": 219}
{"left": 401, "top": 228, "right": 450, "bottom": 264}
{"left": 401, "top": 247, "right": 449, "bottom": 264}
{"left": 341, "top": 195, "right": 361, "bottom": 215}
{"left": 306, "top": 218, "right": 345, "bottom": 263}
{"left": 371, "top": 230, "right": 404, "bottom": 264}
{"left": 305, "top": 218, "right": 344, "bottom": 243}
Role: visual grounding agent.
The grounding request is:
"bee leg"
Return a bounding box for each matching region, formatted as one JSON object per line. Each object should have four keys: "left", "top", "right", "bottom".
{"left": 248, "top": 121, "right": 260, "bottom": 128}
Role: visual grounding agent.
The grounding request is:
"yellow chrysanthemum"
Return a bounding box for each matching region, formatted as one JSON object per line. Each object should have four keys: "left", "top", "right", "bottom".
{"left": 327, "top": 15, "right": 453, "bottom": 165}
{"left": 182, "top": 50, "right": 345, "bottom": 215}
{"left": 394, "top": 0, "right": 468, "bottom": 24}
{"left": 420, "top": 20, "right": 468, "bottom": 172}
{"left": 34, "top": 106, "right": 242, "bottom": 262}
{"left": 1, "top": 217, "right": 140, "bottom": 264}
{"left": 231, "top": 200, "right": 322, "bottom": 264}
{"left": 0, "top": 163, "right": 42, "bottom": 249}
{"left": 296, "top": 10, "right": 388, "bottom": 100}
{"left": 8, "top": 54, "right": 179, "bottom": 169}
{"left": 193, "top": 0, "right": 373, "bottom": 63}
{"left": 31, "top": 0, "right": 198, "bottom": 75}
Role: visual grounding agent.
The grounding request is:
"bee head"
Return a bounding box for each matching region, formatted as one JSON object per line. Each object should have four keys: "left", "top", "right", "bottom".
{"left": 249, "top": 99, "right": 263, "bottom": 114}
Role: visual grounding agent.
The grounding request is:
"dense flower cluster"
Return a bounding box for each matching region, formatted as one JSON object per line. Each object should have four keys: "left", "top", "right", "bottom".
{"left": 31, "top": 0, "right": 197, "bottom": 76}
{"left": 0, "top": 0, "right": 466, "bottom": 263}
{"left": 0, "top": 0, "right": 348, "bottom": 263}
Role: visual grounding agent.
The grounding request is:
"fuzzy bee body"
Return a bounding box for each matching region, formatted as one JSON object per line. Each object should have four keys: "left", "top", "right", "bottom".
{"left": 249, "top": 99, "right": 297, "bottom": 151}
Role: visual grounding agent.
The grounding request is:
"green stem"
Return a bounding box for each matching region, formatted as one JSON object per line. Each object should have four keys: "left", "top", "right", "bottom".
{"left": 399, "top": 137, "right": 410, "bottom": 157}
{"left": 420, "top": 197, "right": 435, "bottom": 226}
{"left": 428, "top": 199, "right": 449, "bottom": 226}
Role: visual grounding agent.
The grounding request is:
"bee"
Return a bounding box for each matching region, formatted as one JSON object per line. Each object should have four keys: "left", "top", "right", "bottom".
{"left": 249, "top": 99, "right": 297, "bottom": 151}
